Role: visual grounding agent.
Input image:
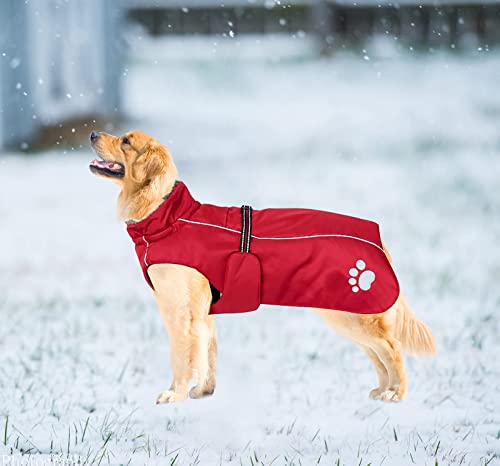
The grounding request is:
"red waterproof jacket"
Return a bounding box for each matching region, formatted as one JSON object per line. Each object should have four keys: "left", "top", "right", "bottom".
{"left": 127, "top": 182, "right": 399, "bottom": 315}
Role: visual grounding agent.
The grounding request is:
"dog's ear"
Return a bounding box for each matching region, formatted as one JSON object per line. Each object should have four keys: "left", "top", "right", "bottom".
{"left": 143, "top": 142, "right": 166, "bottom": 180}
{"left": 132, "top": 141, "right": 168, "bottom": 184}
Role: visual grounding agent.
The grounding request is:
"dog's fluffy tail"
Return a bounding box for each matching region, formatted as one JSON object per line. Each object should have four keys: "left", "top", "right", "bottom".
{"left": 394, "top": 295, "right": 436, "bottom": 356}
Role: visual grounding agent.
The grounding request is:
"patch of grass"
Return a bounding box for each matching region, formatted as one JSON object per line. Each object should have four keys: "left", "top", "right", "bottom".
{"left": 3, "top": 416, "right": 8, "bottom": 446}
{"left": 170, "top": 452, "right": 180, "bottom": 465}
{"left": 82, "top": 416, "right": 90, "bottom": 443}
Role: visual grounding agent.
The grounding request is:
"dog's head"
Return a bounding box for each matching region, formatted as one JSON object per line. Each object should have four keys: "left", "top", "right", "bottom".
{"left": 89, "top": 130, "right": 175, "bottom": 189}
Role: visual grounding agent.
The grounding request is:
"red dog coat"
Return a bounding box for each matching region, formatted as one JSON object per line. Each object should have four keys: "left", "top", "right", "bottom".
{"left": 127, "top": 182, "right": 399, "bottom": 315}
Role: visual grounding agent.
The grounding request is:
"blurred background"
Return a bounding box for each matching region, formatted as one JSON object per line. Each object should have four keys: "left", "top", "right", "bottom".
{"left": 1, "top": 0, "right": 500, "bottom": 465}
{"left": 1, "top": 0, "right": 500, "bottom": 151}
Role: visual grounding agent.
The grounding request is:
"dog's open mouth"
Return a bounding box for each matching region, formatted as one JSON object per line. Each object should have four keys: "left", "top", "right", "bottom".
{"left": 89, "top": 158, "right": 125, "bottom": 178}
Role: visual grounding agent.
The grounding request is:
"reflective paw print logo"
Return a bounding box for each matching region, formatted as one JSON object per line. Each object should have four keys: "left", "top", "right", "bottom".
{"left": 348, "top": 259, "right": 376, "bottom": 293}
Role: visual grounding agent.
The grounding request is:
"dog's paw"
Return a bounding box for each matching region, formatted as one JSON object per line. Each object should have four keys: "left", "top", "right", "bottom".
{"left": 373, "top": 385, "right": 406, "bottom": 402}
{"left": 189, "top": 385, "right": 215, "bottom": 399}
{"left": 369, "top": 387, "right": 385, "bottom": 400}
{"left": 156, "top": 390, "right": 187, "bottom": 404}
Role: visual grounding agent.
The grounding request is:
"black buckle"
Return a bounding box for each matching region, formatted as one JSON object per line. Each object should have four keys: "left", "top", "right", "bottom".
{"left": 240, "top": 205, "right": 253, "bottom": 253}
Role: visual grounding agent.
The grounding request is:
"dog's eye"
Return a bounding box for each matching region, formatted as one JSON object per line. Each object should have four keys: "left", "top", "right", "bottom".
{"left": 122, "top": 137, "right": 130, "bottom": 145}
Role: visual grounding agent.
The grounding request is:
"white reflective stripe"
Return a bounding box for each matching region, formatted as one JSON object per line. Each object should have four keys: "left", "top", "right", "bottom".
{"left": 251, "top": 233, "right": 384, "bottom": 252}
{"left": 246, "top": 207, "right": 252, "bottom": 253}
{"left": 179, "top": 218, "right": 241, "bottom": 234}
{"left": 142, "top": 235, "right": 150, "bottom": 267}
{"left": 178, "top": 217, "right": 384, "bottom": 252}
{"left": 240, "top": 206, "right": 246, "bottom": 252}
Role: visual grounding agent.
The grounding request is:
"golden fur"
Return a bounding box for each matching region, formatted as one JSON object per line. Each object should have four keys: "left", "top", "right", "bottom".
{"left": 90, "top": 130, "right": 436, "bottom": 404}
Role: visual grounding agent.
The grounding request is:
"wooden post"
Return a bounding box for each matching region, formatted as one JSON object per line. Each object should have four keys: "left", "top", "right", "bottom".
{"left": 400, "top": 7, "right": 429, "bottom": 50}
{"left": 456, "top": 7, "right": 480, "bottom": 50}
{"left": 483, "top": 6, "right": 500, "bottom": 48}
{"left": 449, "top": 7, "right": 458, "bottom": 49}
{"left": 313, "top": 0, "right": 335, "bottom": 56}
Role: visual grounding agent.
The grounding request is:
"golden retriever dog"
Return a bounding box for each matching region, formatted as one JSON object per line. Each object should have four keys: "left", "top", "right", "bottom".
{"left": 89, "top": 130, "right": 436, "bottom": 404}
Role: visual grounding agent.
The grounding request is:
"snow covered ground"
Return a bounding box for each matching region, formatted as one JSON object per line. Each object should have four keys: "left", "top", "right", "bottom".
{"left": 1, "top": 36, "right": 500, "bottom": 465}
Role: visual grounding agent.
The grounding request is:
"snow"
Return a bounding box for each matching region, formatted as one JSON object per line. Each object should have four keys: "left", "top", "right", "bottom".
{"left": 1, "top": 36, "right": 500, "bottom": 465}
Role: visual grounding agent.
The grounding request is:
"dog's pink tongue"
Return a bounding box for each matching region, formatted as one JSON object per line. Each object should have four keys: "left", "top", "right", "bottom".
{"left": 91, "top": 159, "right": 120, "bottom": 170}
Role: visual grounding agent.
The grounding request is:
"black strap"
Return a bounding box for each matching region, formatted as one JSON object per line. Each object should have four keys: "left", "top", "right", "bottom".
{"left": 240, "top": 205, "right": 253, "bottom": 253}
{"left": 245, "top": 205, "right": 252, "bottom": 253}
{"left": 240, "top": 205, "right": 247, "bottom": 252}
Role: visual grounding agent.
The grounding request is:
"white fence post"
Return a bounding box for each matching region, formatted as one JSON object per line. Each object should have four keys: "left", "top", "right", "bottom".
{"left": 0, "top": 0, "right": 37, "bottom": 150}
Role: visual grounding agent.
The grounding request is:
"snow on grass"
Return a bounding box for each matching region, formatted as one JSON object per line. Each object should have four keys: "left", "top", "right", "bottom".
{"left": 0, "top": 36, "right": 499, "bottom": 465}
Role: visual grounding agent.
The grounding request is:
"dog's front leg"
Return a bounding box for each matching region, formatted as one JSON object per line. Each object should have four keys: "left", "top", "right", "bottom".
{"left": 189, "top": 315, "right": 217, "bottom": 398}
{"left": 149, "top": 264, "right": 214, "bottom": 404}
{"left": 154, "top": 297, "right": 193, "bottom": 403}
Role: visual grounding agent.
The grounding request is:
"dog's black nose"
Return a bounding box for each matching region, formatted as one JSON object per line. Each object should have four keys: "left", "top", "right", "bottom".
{"left": 90, "top": 131, "right": 99, "bottom": 142}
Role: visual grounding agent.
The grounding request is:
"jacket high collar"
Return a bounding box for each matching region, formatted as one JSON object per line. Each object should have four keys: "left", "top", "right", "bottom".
{"left": 127, "top": 181, "right": 200, "bottom": 241}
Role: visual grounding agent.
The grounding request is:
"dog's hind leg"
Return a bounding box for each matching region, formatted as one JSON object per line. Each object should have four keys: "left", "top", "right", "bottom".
{"left": 364, "top": 336, "right": 407, "bottom": 402}
{"left": 314, "top": 306, "right": 407, "bottom": 402}
{"left": 358, "top": 344, "right": 390, "bottom": 399}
